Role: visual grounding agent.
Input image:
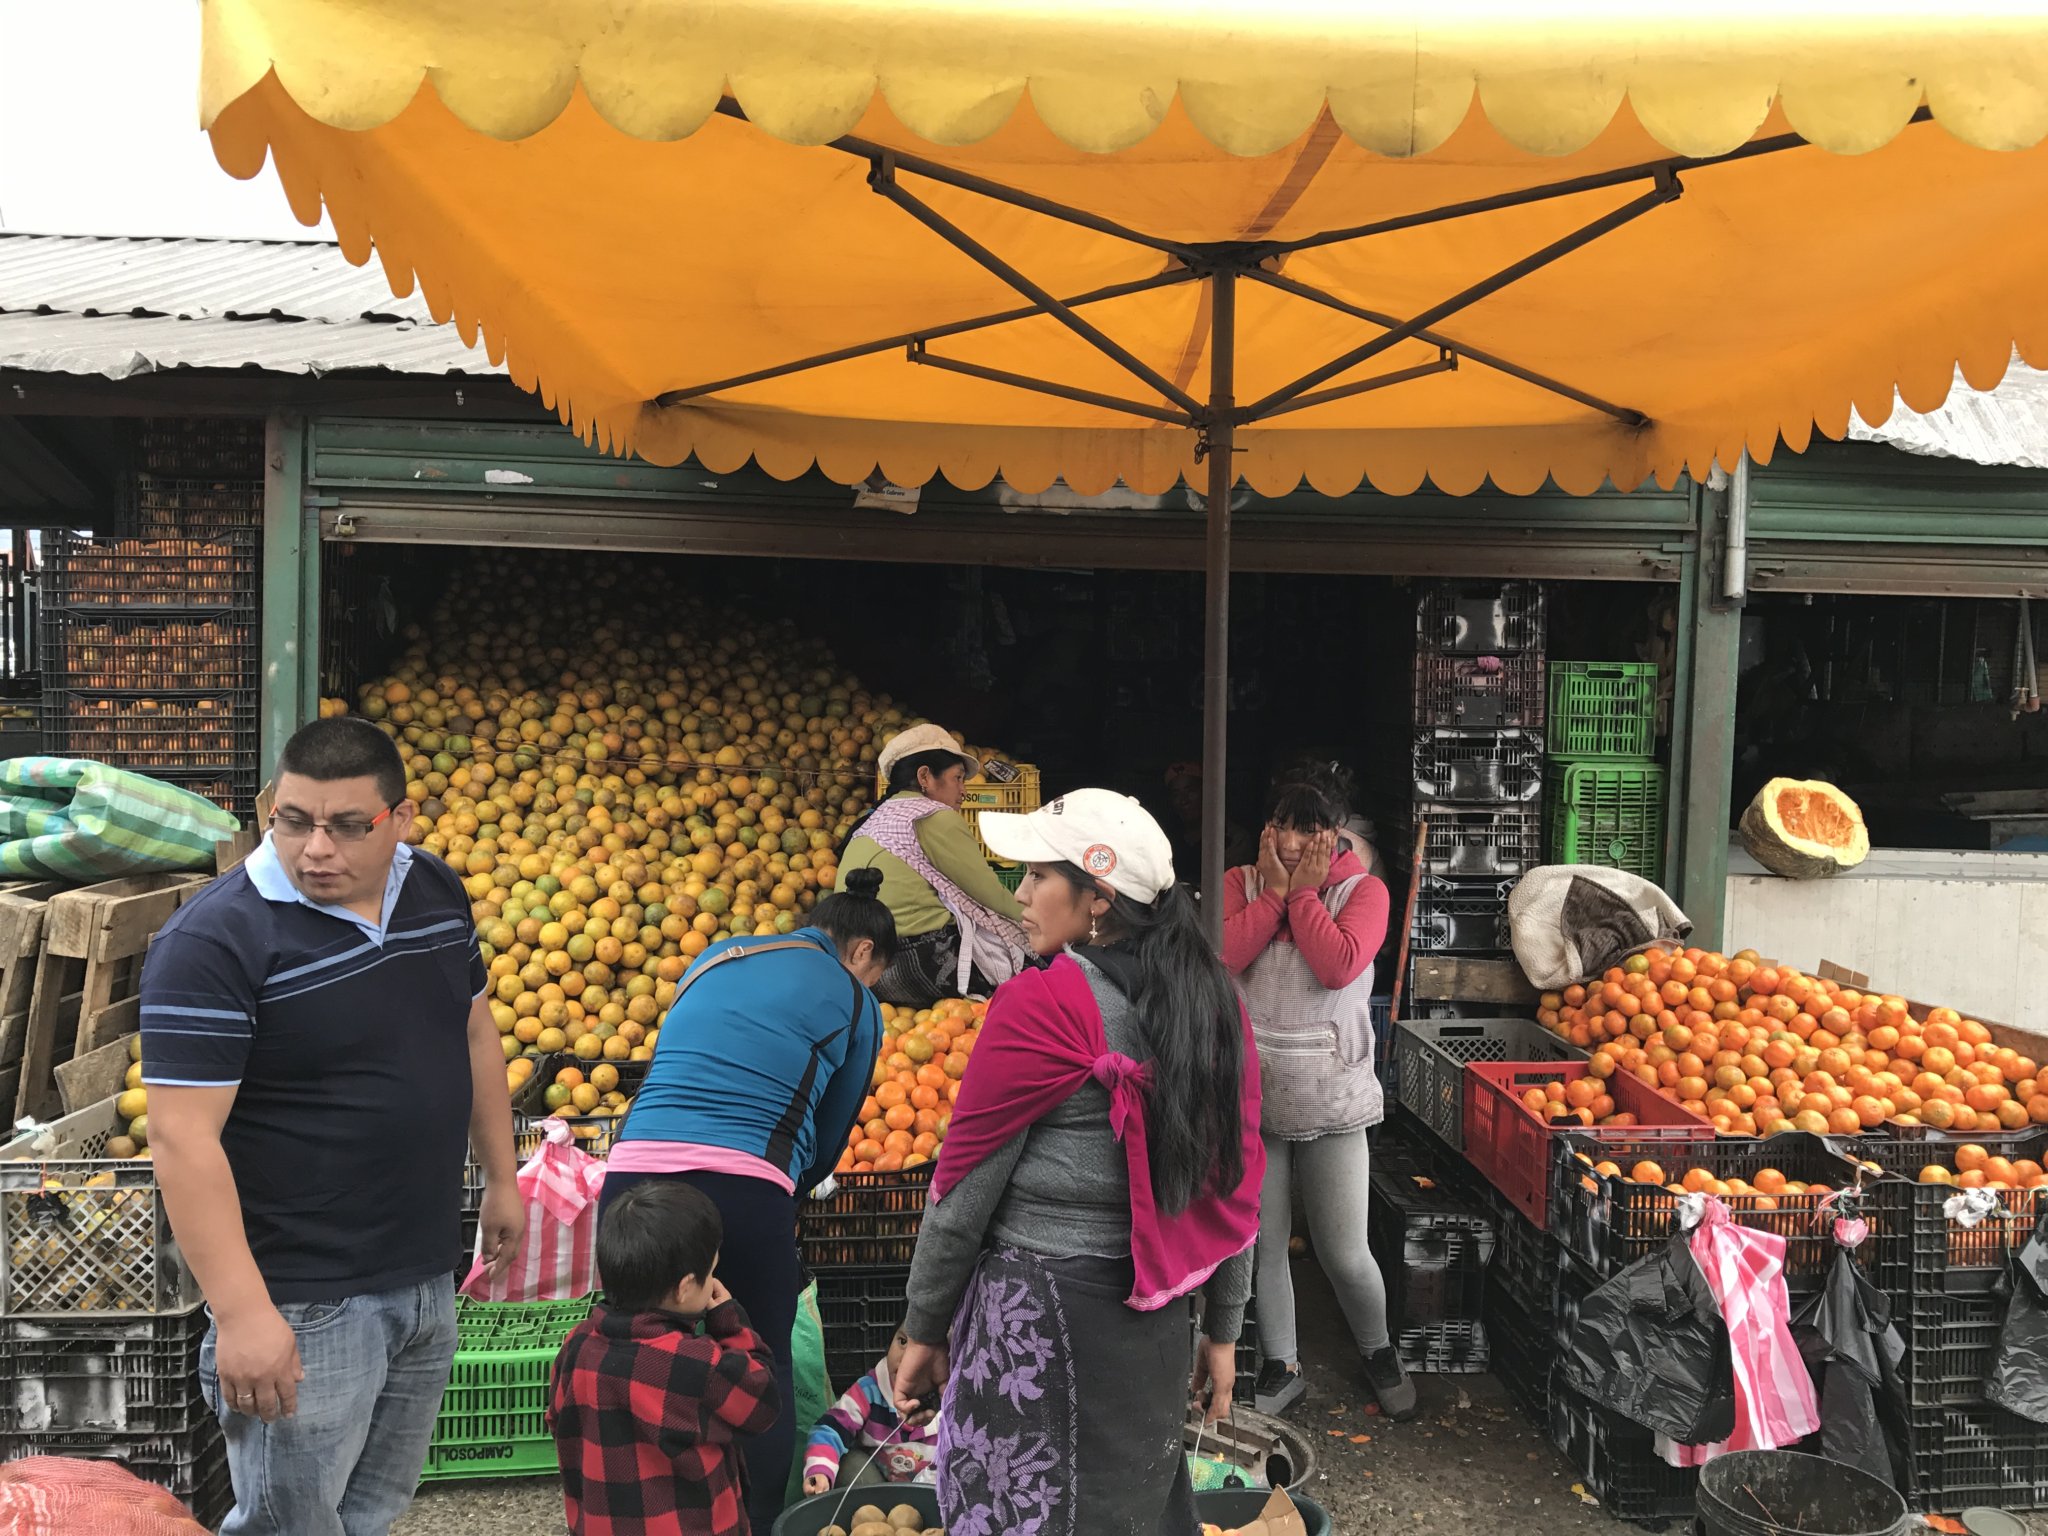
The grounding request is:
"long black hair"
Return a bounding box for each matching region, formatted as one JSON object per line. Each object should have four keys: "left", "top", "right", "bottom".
{"left": 1267, "top": 757, "right": 1353, "bottom": 833}
{"left": 1049, "top": 863, "right": 1245, "bottom": 1215}
{"left": 812, "top": 866, "right": 899, "bottom": 965}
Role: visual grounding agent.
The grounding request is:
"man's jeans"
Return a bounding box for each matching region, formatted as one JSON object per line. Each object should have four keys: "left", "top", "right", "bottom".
{"left": 200, "top": 1276, "right": 458, "bottom": 1536}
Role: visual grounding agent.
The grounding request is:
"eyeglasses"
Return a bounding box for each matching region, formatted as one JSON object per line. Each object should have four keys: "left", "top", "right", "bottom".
{"left": 268, "top": 803, "right": 401, "bottom": 844}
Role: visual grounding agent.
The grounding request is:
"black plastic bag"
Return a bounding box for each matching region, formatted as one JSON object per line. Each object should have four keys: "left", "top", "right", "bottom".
{"left": 1791, "top": 1245, "right": 1908, "bottom": 1485}
{"left": 1560, "top": 1231, "right": 1736, "bottom": 1445}
{"left": 1987, "top": 1209, "right": 2048, "bottom": 1423}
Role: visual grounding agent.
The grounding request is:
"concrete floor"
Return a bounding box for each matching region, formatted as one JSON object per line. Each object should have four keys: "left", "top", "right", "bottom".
{"left": 388, "top": 1254, "right": 1627, "bottom": 1536}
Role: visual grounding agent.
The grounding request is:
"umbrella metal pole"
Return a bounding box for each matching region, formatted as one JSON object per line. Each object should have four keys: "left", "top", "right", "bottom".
{"left": 1200, "top": 270, "right": 1236, "bottom": 946}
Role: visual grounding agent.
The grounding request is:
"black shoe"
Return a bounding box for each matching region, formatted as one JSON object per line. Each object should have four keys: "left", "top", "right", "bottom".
{"left": 1252, "top": 1359, "right": 1306, "bottom": 1415}
{"left": 1362, "top": 1345, "right": 1419, "bottom": 1420}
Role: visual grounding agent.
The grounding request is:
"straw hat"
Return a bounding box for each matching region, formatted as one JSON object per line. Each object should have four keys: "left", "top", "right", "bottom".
{"left": 877, "top": 723, "right": 976, "bottom": 781}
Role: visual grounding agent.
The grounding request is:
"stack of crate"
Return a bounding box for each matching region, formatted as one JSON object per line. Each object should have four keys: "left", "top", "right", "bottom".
{"left": 1404, "top": 582, "right": 1547, "bottom": 1013}
{"left": 39, "top": 422, "right": 262, "bottom": 821}
{"left": 1544, "top": 661, "right": 1665, "bottom": 883}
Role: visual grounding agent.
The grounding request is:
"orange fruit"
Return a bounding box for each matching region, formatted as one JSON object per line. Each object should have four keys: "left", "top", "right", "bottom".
{"left": 1631, "top": 1161, "right": 1667, "bottom": 1187}
{"left": 1955, "top": 1143, "right": 1991, "bottom": 1174}
{"left": 1682, "top": 1168, "right": 1715, "bottom": 1193}
{"left": 1753, "top": 1168, "right": 1788, "bottom": 1195}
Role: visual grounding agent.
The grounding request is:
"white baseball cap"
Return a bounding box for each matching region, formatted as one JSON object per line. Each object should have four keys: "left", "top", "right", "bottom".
{"left": 980, "top": 789, "right": 1176, "bottom": 904}
{"left": 877, "top": 723, "right": 976, "bottom": 781}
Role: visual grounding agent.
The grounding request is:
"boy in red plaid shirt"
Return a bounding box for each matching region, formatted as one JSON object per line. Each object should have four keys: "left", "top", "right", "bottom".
{"left": 548, "top": 1182, "right": 780, "bottom": 1535}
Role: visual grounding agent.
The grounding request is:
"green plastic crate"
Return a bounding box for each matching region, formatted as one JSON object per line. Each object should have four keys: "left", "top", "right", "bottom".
{"left": 1547, "top": 661, "right": 1659, "bottom": 758}
{"left": 420, "top": 1296, "right": 593, "bottom": 1482}
{"left": 1548, "top": 759, "right": 1666, "bottom": 881}
{"left": 994, "top": 862, "right": 1024, "bottom": 893}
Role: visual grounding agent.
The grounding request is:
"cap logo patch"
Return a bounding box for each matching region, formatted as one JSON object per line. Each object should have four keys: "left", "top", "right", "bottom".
{"left": 1082, "top": 843, "right": 1118, "bottom": 877}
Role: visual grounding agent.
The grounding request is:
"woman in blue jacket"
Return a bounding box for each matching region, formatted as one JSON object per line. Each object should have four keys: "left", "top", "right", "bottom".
{"left": 600, "top": 868, "right": 896, "bottom": 1529}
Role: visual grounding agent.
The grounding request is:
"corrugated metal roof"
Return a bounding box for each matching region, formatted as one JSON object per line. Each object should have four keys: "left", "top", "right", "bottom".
{"left": 1847, "top": 355, "right": 2048, "bottom": 472}
{"left": 0, "top": 231, "right": 499, "bottom": 378}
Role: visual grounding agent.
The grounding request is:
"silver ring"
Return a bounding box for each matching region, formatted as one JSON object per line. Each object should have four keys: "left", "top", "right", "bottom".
{"left": 236, "top": 1392, "right": 255, "bottom": 1402}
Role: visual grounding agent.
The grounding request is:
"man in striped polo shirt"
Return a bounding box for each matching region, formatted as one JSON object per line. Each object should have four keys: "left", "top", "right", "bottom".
{"left": 142, "top": 718, "right": 523, "bottom": 1536}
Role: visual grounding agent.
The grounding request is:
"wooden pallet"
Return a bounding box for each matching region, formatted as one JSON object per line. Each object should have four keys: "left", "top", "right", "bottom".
{"left": 13, "top": 874, "right": 207, "bottom": 1124}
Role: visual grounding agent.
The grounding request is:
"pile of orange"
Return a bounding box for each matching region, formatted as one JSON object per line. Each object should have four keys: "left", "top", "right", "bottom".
{"left": 1914, "top": 1142, "right": 2048, "bottom": 1189}
{"left": 1581, "top": 1153, "right": 1843, "bottom": 1208}
{"left": 1517, "top": 1076, "right": 1644, "bottom": 1129}
{"left": 834, "top": 997, "right": 984, "bottom": 1176}
{"left": 1539, "top": 948, "right": 2045, "bottom": 1138}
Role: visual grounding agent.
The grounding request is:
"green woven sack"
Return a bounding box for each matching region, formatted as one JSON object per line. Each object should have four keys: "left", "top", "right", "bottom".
{"left": 0, "top": 757, "right": 239, "bottom": 881}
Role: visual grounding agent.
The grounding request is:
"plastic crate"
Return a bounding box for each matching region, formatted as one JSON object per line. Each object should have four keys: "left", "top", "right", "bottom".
{"left": 40, "top": 531, "right": 259, "bottom": 611}
{"left": 0, "top": 1100, "right": 200, "bottom": 1316}
{"left": 1409, "top": 878, "right": 1515, "bottom": 954}
{"left": 1416, "top": 582, "right": 1546, "bottom": 655}
{"left": 1486, "top": 1183, "right": 1562, "bottom": 1306}
{"left": 815, "top": 1265, "right": 912, "bottom": 1389}
{"left": 1900, "top": 1289, "right": 2007, "bottom": 1410}
{"left": 1548, "top": 1384, "right": 1698, "bottom": 1522}
{"left": 1392, "top": 1018, "right": 1584, "bottom": 1153}
{"left": 1483, "top": 1276, "right": 1553, "bottom": 1421}
{"left": 133, "top": 473, "right": 262, "bottom": 541}
{"left": 41, "top": 691, "right": 259, "bottom": 773}
{"left": 1904, "top": 1401, "right": 2048, "bottom": 1512}
{"left": 509, "top": 1055, "right": 650, "bottom": 1158}
{"left": 1547, "top": 760, "right": 1665, "bottom": 881}
{"left": 1407, "top": 802, "right": 1543, "bottom": 879}
{"left": 0, "top": 1303, "right": 208, "bottom": 1434}
{"left": 1413, "top": 649, "right": 1545, "bottom": 730}
{"left": 1464, "top": 1063, "right": 1712, "bottom": 1230}
{"left": 1409, "top": 729, "right": 1544, "bottom": 805}
{"left": 1546, "top": 662, "right": 1659, "bottom": 759}
{"left": 0, "top": 1421, "right": 230, "bottom": 1527}
{"left": 994, "top": 863, "right": 1024, "bottom": 893}
{"left": 41, "top": 616, "right": 257, "bottom": 693}
{"left": 139, "top": 420, "right": 265, "bottom": 481}
{"left": 1369, "top": 1169, "right": 1494, "bottom": 1373}
{"left": 1849, "top": 1126, "right": 2048, "bottom": 1295}
{"left": 1549, "top": 1130, "right": 1885, "bottom": 1292}
{"left": 800, "top": 1165, "right": 933, "bottom": 1269}
{"left": 421, "top": 1295, "right": 594, "bottom": 1482}
{"left": 1370, "top": 995, "right": 1394, "bottom": 1093}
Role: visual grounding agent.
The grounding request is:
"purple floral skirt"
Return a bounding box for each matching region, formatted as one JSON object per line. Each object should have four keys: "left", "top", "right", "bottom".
{"left": 936, "top": 1247, "right": 1201, "bottom": 1536}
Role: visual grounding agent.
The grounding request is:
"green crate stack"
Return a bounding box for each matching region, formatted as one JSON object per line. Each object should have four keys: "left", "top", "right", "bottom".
{"left": 1545, "top": 662, "right": 1665, "bottom": 883}
{"left": 420, "top": 1295, "right": 593, "bottom": 1482}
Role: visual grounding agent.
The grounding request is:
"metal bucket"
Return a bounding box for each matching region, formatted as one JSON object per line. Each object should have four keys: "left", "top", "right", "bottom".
{"left": 1697, "top": 1451, "right": 1909, "bottom": 1536}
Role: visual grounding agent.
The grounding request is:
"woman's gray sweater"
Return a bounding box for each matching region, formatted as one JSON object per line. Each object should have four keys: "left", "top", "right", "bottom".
{"left": 901, "top": 952, "right": 1254, "bottom": 1345}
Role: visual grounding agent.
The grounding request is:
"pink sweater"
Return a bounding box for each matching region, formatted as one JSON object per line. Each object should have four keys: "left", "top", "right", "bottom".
{"left": 1220, "top": 849, "right": 1389, "bottom": 989}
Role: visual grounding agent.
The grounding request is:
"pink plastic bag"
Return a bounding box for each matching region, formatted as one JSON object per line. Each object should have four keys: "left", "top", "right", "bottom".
{"left": 459, "top": 1118, "right": 607, "bottom": 1303}
{"left": 1660, "top": 1197, "right": 1821, "bottom": 1466}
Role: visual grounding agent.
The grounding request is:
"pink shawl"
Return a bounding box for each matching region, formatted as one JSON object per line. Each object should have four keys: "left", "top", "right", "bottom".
{"left": 929, "top": 953, "right": 1265, "bottom": 1311}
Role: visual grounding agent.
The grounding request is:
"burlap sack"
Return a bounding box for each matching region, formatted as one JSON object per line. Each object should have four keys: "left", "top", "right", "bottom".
{"left": 1508, "top": 866, "right": 1691, "bottom": 988}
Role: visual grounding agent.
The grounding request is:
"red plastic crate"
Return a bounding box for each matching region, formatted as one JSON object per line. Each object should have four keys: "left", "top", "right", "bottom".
{"left": 1463, "top": 1062, "right": 1713, "bottom": 1230}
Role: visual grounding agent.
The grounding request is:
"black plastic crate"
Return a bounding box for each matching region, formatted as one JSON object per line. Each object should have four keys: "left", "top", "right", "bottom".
{"left": 815, "top": 1265, "right": 911, "bottom": 1389}
{"left": 1549, "top": 1131, "right": 1886, "bottom": 1293}
{"left": 1547, "top": 1384, "right": 1698, "bottom": 1523}
{"left": 1905, "top": 1400, "right": 2048, "bottom": 1512}
{"left": 1368, "top": 1168, "right": 1495, "bottom": 1329}
{"left": 1391, "top": 1017, "right": 1583, "bottom": 1153}
{"left": 509, "top": 1055, "right": 650, "bottom": 1157}
{"left": 801, "top": 1166, "right": 934, "bottom": 1269}
{"left": 1484, "top": 1277, "right": 1552, "bottom": 1421}
{"left": 1417, "top": 582, "right": 1546, "bottom": 655}
{"left": 139, "top": 420, "right": 265, "bottom": 481}
{"left": 1901, "top": 1288, "right": 2007, "bottom": 1410}
{"left": 1395, "top": 1318, "right": 1487, "bottom": 1374}
{"left": 1486, "top": 1182, "right": 1562, "bottom": 1305}
{"left": 1406, "top": 803, "right": 1543, "bottom": 878}
{"left": 1846, "top": 1126, "right": 2048, "bottom": 1297}
{"left": 0, "top": 1305, "right": 209, "bottom": 1434}
{"left": 134, "top": 473, "right": 262, "bottom": 542}
{"left": 1410, "top": 728, "right": 1544, "bottom": 805}
{"left": 41, "top": 531, "right": 259, "bottom": 612}
{"left": 1409, "top": 879, "right": 1515, "bottom": 954}
{"left": 1548, "top": 1252, "right": 1599, "bottom": 1357}
{"left": 144, "top": 767, "right": 260, "bottom": 823}
{"left": 40, "top": 615, "right": 258, "bottom": 693}
{"left": 0, "top": 1420, "right": 230, "bottom": 1528}
{"left": 1414, "top": 649, "right": 1545, "bottom": 730}
{"left": 40, "top": 690, "right": 259, "bottom": 774}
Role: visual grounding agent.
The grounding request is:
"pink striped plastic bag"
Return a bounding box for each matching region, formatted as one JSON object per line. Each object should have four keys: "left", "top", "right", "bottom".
{"left": 1658, "top": 1196, "right": 1821, "bottom": 1466}
{"left": 459, "top": 1118, "right": 608, "bottom": 1303}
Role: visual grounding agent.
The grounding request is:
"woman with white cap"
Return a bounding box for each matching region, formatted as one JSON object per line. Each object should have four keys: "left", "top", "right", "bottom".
{"left": 835, "top": 724, "right": 1027, "bottom": 1008}
{"left": 892, "top": 790, "right": 1264, "bottom": 1536}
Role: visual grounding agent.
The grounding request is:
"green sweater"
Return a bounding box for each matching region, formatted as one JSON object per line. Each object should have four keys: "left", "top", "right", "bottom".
{"left": 836, "top": 794, "right": 1024, "bottom": 937}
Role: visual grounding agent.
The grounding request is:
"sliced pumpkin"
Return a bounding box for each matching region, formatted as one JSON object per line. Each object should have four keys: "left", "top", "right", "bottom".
{"left": 1739, "top": 777, "right": 1870, "bottom": 878}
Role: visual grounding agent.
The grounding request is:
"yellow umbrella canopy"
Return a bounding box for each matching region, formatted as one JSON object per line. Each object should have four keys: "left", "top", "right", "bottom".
{"left": 201, "top": 0, "right": 2048, "bottom": 498}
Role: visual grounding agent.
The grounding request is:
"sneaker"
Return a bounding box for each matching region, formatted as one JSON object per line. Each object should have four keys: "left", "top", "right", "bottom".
{"left": 1362, "top": 1346, "right": 1419, "bottom": 1421}
{"left": 1252, "top": 1359, "right": 1306, "bottom": 1416}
